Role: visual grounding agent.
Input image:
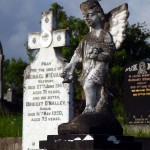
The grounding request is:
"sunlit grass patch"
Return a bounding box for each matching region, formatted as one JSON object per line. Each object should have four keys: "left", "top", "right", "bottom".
{"left": 0, "top": 113, "right": 22, "bottom": 137}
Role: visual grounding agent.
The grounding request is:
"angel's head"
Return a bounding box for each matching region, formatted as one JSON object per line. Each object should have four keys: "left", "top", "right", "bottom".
{"left": 80, "top": 0, "right": 105, "bottom": 28}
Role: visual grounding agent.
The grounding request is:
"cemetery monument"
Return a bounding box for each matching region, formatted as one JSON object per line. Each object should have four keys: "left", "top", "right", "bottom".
{"left": 124, "top": 60, "right": 150, "bottom": 124}
{"left": 23, "top": 0, "right": 143, "bottom": 149}
{"left": 40, "top": 0, "right": 142, "bottom": 149}
{"left": 23, "top": 11, "right": 73, "bottom": 150}
{"left": 59, "top": 0, "right": 129, "bottom": 135}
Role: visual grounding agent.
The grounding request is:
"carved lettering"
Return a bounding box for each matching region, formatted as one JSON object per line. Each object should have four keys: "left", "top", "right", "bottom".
{"left": 125, "top": 64, "right": 138, "bottom": 72}
{"left": 26, "top": 102, "right": 43, "bottom": 107}
{"left": 46, "top": 68, "right": 56, "bottom": 71}
{"left": 26, "top": 74, "right": 44, "bottom": 79}
{"left": 45, "top": 72, "right": 61, "bottom": 78}
{"left": 41, "top": 62, "right": 51, "bottom": 66}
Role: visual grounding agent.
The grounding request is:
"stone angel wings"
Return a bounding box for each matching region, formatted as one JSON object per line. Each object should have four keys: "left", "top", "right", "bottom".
{"left": 104, "top": 3, "right": 129, "bottom": 49}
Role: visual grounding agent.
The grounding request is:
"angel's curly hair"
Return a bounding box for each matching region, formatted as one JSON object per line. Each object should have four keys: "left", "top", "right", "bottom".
{"left": 80, "top": 0, "right": 104, "bottom": 15}
{"left": 80, "top": 0, "right": 105, "bottom": 27}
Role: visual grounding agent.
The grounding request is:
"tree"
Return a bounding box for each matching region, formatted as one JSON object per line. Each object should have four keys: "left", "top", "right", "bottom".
{"left": 3, "top": 58, "right": 28, "bottom": 96}
{"left": 49, "top": 2, "right": 67, "bottom": 29}
{"left": 49, "top": 2, "right": 89, "bottom": 60}
{"left": 122, "top": 22, "right": 150, "bottom": 61}
{"left": 109, "top": 23, "right": 150, "bottom": 99}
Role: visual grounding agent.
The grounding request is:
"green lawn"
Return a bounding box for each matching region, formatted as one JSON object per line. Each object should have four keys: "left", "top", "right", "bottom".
{"left": 0, "top": 113, "right": 22, "bottom": 137}
{"left": 0, "top": 101, "right": 150, "bottom": 138}
{"left": 113, "top": 99, "right": 150, "bottom": 138}
{"left": 123, "top": 125, "right": 150, "bottom": 138}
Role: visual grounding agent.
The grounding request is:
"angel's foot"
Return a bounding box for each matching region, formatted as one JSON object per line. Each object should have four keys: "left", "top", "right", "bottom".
{"left": 82, "top": 106, "right": 96, "bottom": 114}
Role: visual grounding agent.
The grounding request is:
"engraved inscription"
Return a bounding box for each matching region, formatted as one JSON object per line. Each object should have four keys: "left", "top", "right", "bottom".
{"left": 124, "top": 61, "right": 150, "bottom": 124}
{"left": 25, "top": 62, "right": 67, "bottom": 123}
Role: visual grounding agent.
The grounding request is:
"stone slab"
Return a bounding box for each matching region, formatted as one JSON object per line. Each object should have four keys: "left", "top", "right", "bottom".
{"left": 124, "top": 60, "right": 150, "bottom": 124}
{"left": 23, "top": 10, "right": 73, "bottom": 150}
{"left": 39, "top": 134, "right": 142, "bottom": 150}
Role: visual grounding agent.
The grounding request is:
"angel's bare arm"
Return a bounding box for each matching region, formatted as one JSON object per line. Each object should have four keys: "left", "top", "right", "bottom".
{"left": 61, "top": 41, "right": 83, "bottom": 82}
{"left": 64, "top": 53, "right": 81, "bottom": 74}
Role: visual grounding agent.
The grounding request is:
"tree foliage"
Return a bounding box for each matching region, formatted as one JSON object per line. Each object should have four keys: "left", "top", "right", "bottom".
{"left": 122, "top": 22, "right": 150, "bottom": 62}
{"left": 49, "top": 2, "right": 89, "bottom": 60}
{"left": 3, "top": 58, "right": 28, "bottom": 96}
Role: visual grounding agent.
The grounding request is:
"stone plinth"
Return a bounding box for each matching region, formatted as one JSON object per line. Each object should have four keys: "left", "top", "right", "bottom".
{"left": 39, "top": 134, "right": 142, "bottom": 150}
{"left": 58, "top": 109, "right": 123, "bottom": 135}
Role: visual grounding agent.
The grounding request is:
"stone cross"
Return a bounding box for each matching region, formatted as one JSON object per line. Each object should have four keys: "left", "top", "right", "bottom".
{"left": 28, "top": 11, "right": 70, "bottom": 53}
{"left": 23, "top": 11, "right": 73, "bottom": 150}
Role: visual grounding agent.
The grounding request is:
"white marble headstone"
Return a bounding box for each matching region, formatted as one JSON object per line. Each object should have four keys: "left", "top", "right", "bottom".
{"left": 23, "top": 11, "right": 73, "bottom": 150}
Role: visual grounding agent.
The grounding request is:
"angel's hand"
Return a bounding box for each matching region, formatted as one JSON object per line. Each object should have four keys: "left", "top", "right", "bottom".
{"left": 89, "top": 53, "right": 98, "bottom": 59}
{"left": 60, "top": 70, "right": 68, "bottom": 79}
{"left": 60, "top": 71, "right": 73, "bottom": 83}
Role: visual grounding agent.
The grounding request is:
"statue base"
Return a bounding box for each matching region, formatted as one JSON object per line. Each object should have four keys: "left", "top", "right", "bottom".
{"left": 39, "top": 134, "right": 142, "bottom": 150}
{"left": 58, "top": 110, "right": 123, "bottom": 135}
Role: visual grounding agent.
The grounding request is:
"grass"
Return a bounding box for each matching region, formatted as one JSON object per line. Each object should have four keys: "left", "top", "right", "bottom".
{"left": 123, "top": 125, "right": 150, "bottom": 138}
{"left": 113, "top": 99, "right": 125, "bottom": 125}
{"left": 113, "top": 99, "right": 150, "bottom": 137}
{"left": 0, "top": 113, "right": 22, "bottom": 137}
{"left": 0, "top": 99, "right": 150, "bottom": 138}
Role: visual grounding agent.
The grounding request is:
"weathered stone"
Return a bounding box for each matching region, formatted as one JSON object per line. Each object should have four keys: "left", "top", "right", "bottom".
{"left": 23, "top": 11, "right": 73, "bottom": 150}
{"left": 0, "top": 138, "right": 22, "bottom": 150}
{"left": 58, "top": 109, "right": 123, "bottom": 135}
{"left": 124, "top": 60, "right": 150, "bottom": 124}
{"left": 60, "top": 0, "right": 129, "bottom": 135}
{"left": 39, "top": 134, "right": 142, "bottom": 150}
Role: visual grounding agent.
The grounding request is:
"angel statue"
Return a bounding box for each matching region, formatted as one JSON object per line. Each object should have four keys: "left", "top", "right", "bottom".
{"left": 59, "top": 0, "right": 129, "bottom": 134}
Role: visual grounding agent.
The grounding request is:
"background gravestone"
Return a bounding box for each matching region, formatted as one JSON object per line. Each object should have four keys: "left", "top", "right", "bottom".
{"left": 23, "top": 11, "right": 73, "bottom": 150}
{"left": 124, "top": 60, "right": 150, "bottom": 124}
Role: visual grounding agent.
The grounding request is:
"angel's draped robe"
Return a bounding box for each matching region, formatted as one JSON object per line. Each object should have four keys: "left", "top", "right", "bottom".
{"left": 71, "top": 29, "right": 115, "bottom": 86}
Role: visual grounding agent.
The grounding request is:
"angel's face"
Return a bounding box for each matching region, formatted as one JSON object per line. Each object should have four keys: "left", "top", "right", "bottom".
{"left": 83, "top": 9, "right": 101, "bottom": 29}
